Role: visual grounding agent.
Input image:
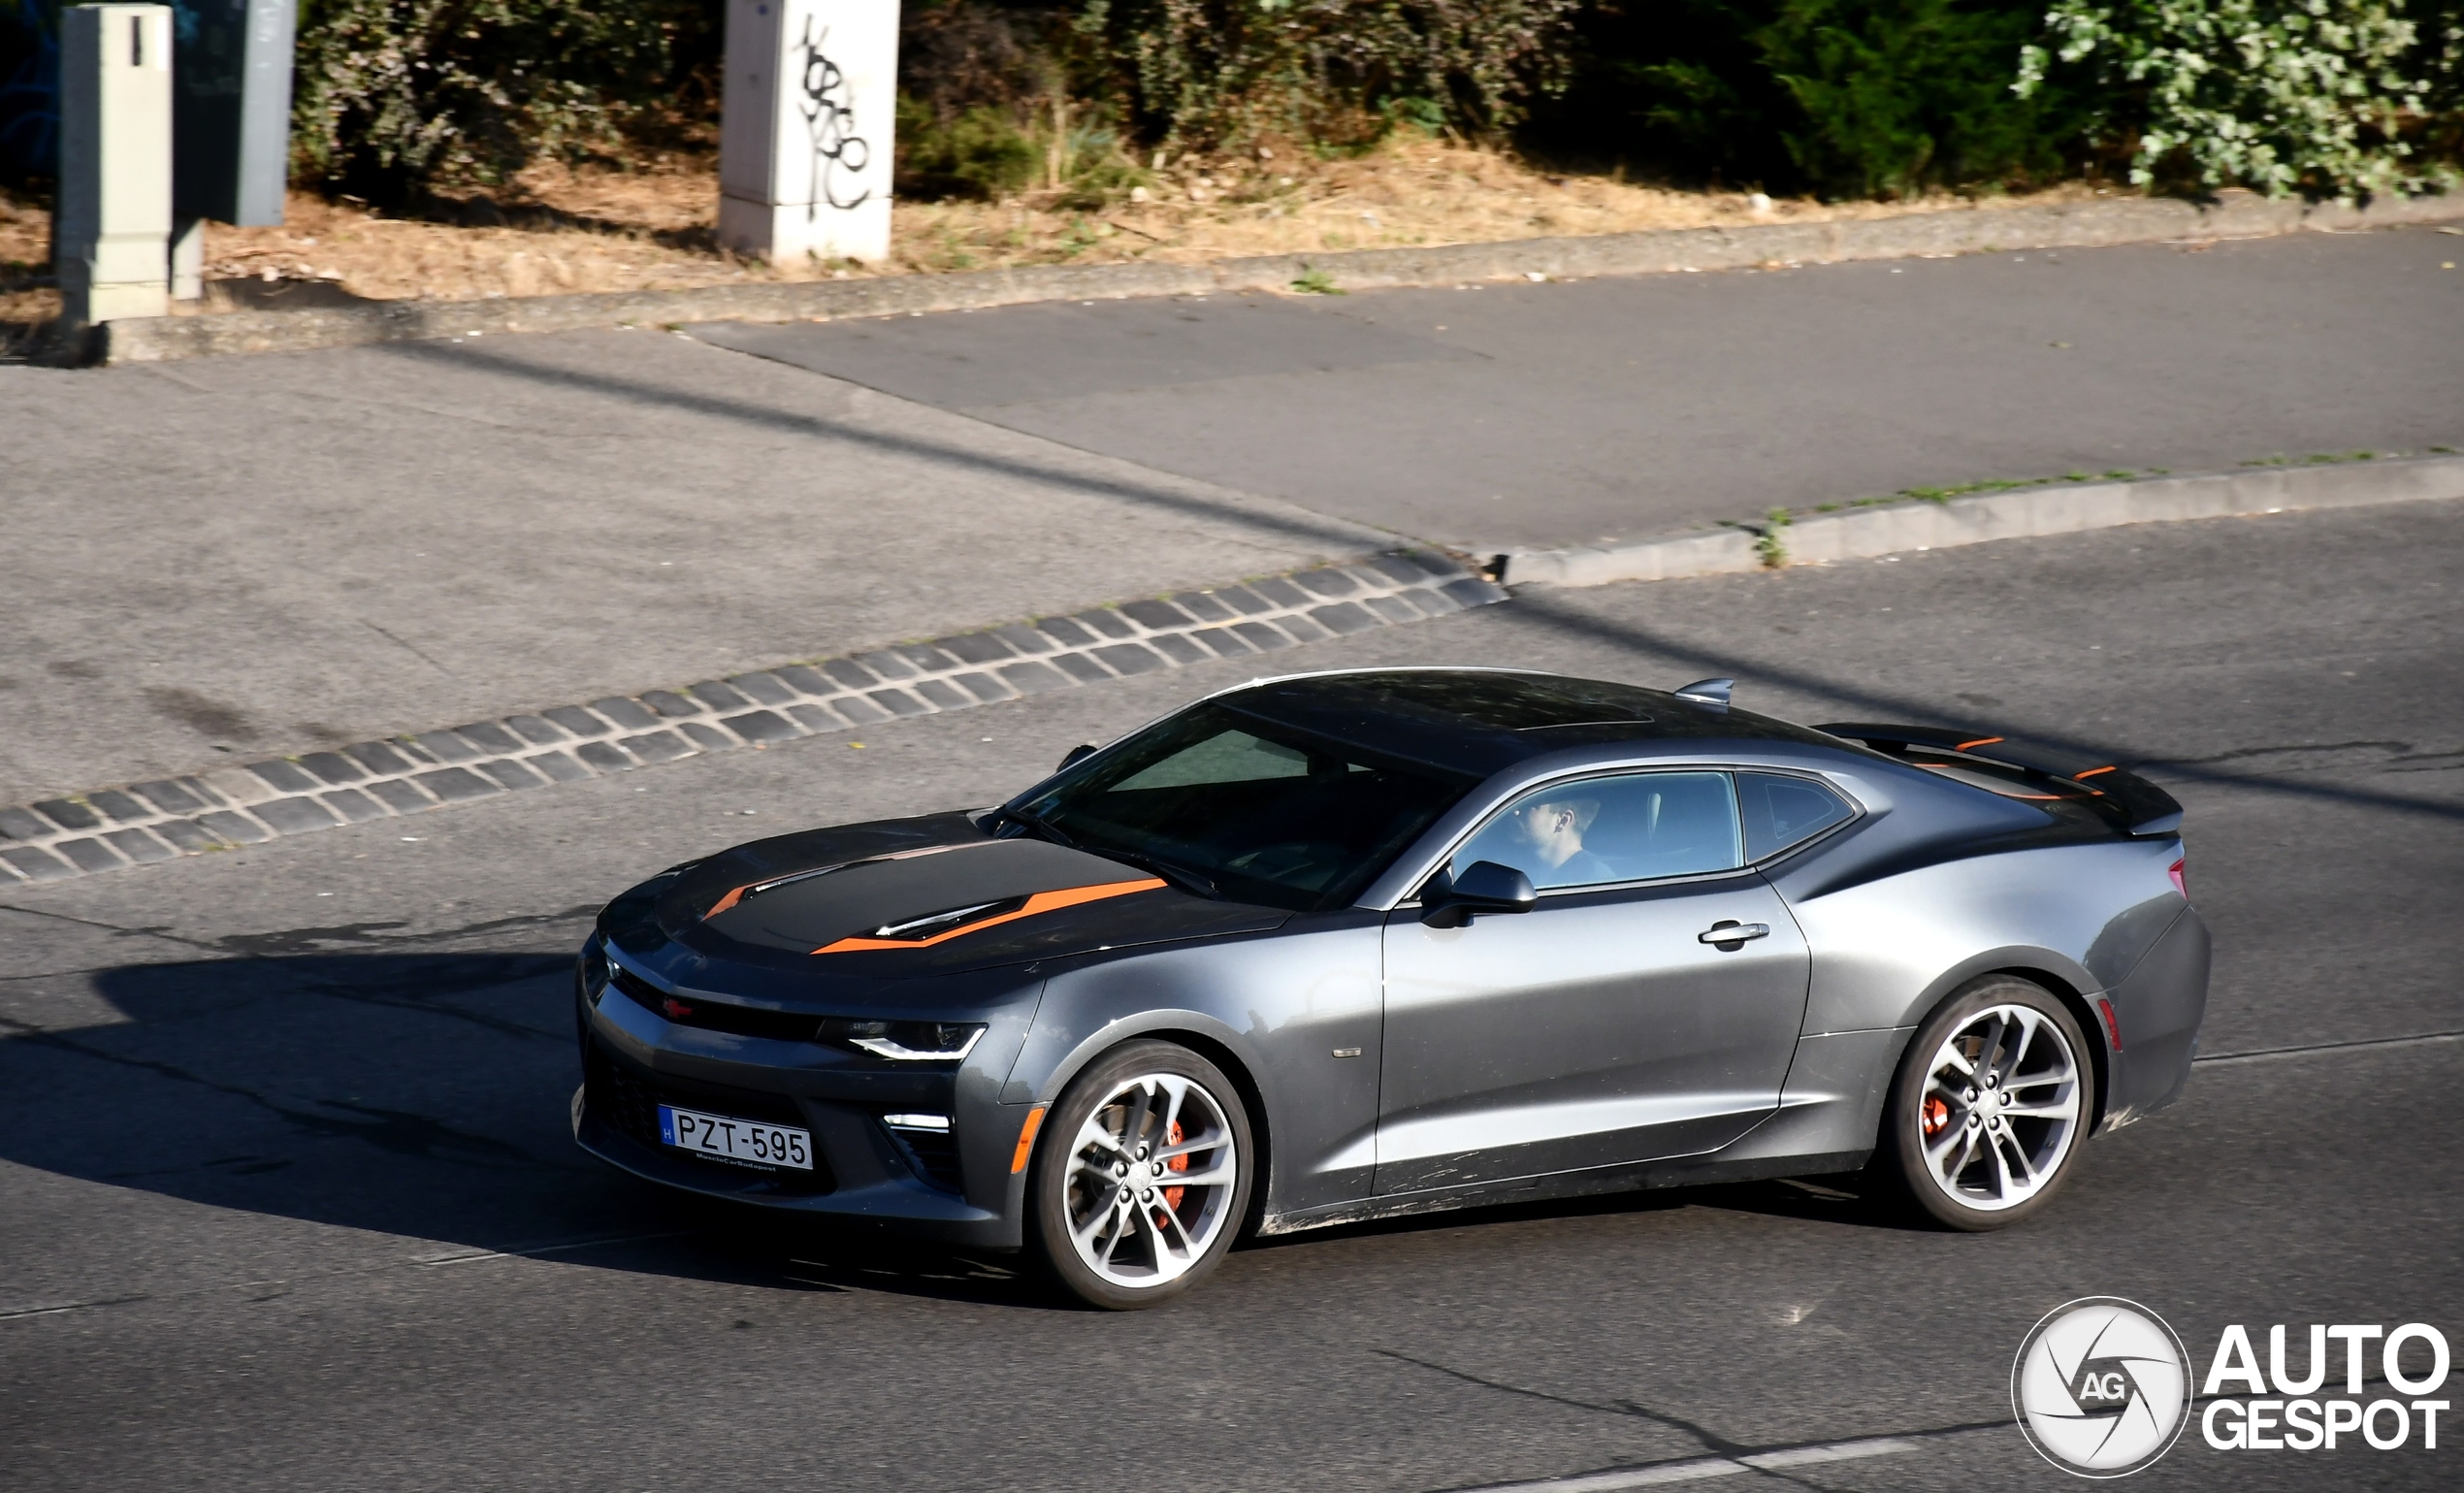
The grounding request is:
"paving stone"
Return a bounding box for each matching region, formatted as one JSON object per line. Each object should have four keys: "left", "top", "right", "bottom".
{"left": 87, "top": 790, "right": 150, "bottom": 823}
{"left": 1294, "top": 568, "right": 1361, "bottom": 599}
{"left": 255, "top": 795, "right": 342, "bottom": 834}
{"left": 365, "top": 778, "right": 437, "bottom": 814}
{"left": 412, "top": 730, "right": 483, "bottom": 763}
{"left": 529, "top": 751, "right": 593, "bottom": 783}
{"left": 0, "top": 859, "right": 19, "bottom": 883}
{"left": 774, "top": 665, "right": 838, "bottom": 697}
{"left": 993, "top": 624, "right": 1055, "bottom": 656}
{"left": 1092, "top": 642, "right": 1166, "bottom": 676}
{"left": 1232, "top": 622, "right": 1293, "bottom": 652}
{"left": 131, "top": 779, "right": 209, "bottom": 815}
{"left": 390, "top": 737, "right": 441, "bottom": 765}
{"left": 0, "top": 805, "right": 52, "bottom": 840}
{"left": 414, "top": 767, "right": 503, "bottom": 803}
{"left": 827, "top": 694, "right": 892, "bottom": 725}
{"left": 201, "top": 767, "right": 276, "bottom": 805}
{"left": 547, "top": 705, "right": 617, "bottom": 737}
{"left": 1053, "top": 652, "right": 1114, "bottom": 684}
{"left": 1443, "top": 577, "right": 1507, "bottom": 607}
{"left": 896, "top": 643, "right": 960, "bottom": 673}
{"left": 998, "top": 661, "right": 1071, "bottom": 695}
{"left": 724, "top": 710, "right": 803, "bottom": 744}
{"left": 1190, "top": 628, "right": 1255, "bottom": 657}
{"left": 1074, "top": 609, "right": 1136, "bottom": 640}
{"left": 1215, "top": 586, "right": 1275, "bottom": 616}
{"left": 35, "top": 797, "right": 102, "bottom": 831}
{"left": 1150, "top": 633, "right": 1212, "bottom": 666}
{"left": 300, "top": 752, "right": 368, "bottom": 786}
{"left": 1119, "top": 599, "right": 1194, "bottom": 631}
{"left": 866, "top": 688, "right": 931, "bottom": 718}
{"left": 54, "top": 837, "right": 126, "bottom": 872}
{"left": 913, "top": 678, "right": 973, "bottom": 710}
{"left": 1, "top": 845, "right": 77, "bottom": 881}
{"left": 640, "top": 690, "right": 703, "bottom": 719}
{"left": 1403, "top": 585, "right": 1461, "bottom": 615}
{"left": 104, "top": 827, "right": 178, "bottom": 862}
{"left": 679, "top": 721, "right": 736, "bottom": 752}
{"left": 689, "top": 680, "right": 752, "bottom": 712}
{"left": 1248, "top": 576, "right": 1310, "bottom": 607}
{"left": 623, "top": 730, "right": 694, "bottom": 764}
{"left": 1277, "top": 612, "right": 1333, "bottom": 642}
{"left": 1310, "top": 601, "right": 1378, "bottom": 635}
{"left": 505, "top": 714, "right": 567, "bottom": 745}
{"left": 854, "top": 650, "right": 921, "bottom": 682}
{"left": 1035, "top": 616, "right": 1098, "bottom": 648}
{"left": 1364, "top": 594, "right": 1422, "bottom": 625}
{"left": 591, "top": 696, "right": 662, "bottom": 730}
{"left": 822, "top": 658, "right": 882, "bottom": 690}
{"left": 952, "top": 671, "right": 1017, "bottom": 702}
{"left": 197, "top": 810, "right": 273, "bottom": 844}
{"left": 941, "top": 633, "right": 1016, "bottom": 665}
{"left": 244, "top": 760, "right": 318, "bottom": 795}
{"left": 151, "top": 818, "right": 222, "bottom": 853}
{"left": 1365, "top": 553, "right": 1431, "bottom": 585}
{"left": 574, "top": 741, "right": 634, "bottom": 773}
{"left": 321, "top": 788, "right": 390, "bottom": 823}
{"left": 476, "top": 758, "right": 550, "bottom": 792}
{"left": 454, "top": 722, "right": 522, "bottom": 755}
{"left": 786, "top": 703, "right": 847, "bottom": 733}
{"left": 726, "top": 672, "right": 799, "bottom": 707}
{"left": 1171, "top": 591, "right": 1237, "bottom": 623}
{"left": 345, "top": 740, "right": 420, "bottom": 776}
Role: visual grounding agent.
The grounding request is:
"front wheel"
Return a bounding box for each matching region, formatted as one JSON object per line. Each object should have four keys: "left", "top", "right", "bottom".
{"left": 1877, "top": 976, "right": 2095, "bottom": 1230}
{"left": 1026, "top": 1041, "right": 1254, "bottom": 1310}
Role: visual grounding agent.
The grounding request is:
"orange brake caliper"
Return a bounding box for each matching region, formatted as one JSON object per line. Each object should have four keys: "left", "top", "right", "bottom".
{"left": 1922, "top": 1095, "right": 1951, "bottom": 1138}
{"left": 1161, "top": 1121, "right": 1188, "bottom": 1214}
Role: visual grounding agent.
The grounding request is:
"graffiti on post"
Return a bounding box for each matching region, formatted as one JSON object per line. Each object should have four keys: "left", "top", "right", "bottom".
{"left": 794, "top": 19, "right": 870, "bottom": 217}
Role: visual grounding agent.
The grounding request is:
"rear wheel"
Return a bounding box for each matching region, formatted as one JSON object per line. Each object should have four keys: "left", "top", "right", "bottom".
{"left": 1026, "top": 1040, "right": 1253, "bottom": 1310}
{"left": 1878, "top": 976, "right": 2094, "bottom": 1230}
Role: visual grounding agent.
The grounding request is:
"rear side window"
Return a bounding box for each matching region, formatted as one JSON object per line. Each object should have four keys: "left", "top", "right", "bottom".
{"left": 1738, "top": 772, "right": 1853, "bottom": 860}
{"left": 1453, "top": 770, "right": 1743, "bottom": 891}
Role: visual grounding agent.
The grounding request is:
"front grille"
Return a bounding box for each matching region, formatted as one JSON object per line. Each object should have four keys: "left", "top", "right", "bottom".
{"left": 887, "top": 1122, "right": 965, "bottom": 1192}
{"left": 609, "top": 965, "right": 822, "bottom": 1043}
{"left": 585, "top": 1041, "right": 835, "bottom": 1194}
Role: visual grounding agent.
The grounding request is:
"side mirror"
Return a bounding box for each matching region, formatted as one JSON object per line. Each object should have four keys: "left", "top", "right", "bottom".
{"left": 1419, "top": 860, "right": 1538, "bottom": 927}
{"left": 1057, "top": 744, "right": 1096, "bottom": 771}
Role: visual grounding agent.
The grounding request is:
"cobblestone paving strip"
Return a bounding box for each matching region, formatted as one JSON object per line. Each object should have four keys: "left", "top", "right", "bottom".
{"left": 0, "top": 553, "right": 1504, "bottom": 886}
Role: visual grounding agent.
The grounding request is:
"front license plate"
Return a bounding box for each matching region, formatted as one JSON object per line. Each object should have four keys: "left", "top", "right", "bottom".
{"left": 657, "top": 1104, "right": 813, "bottom": 1170}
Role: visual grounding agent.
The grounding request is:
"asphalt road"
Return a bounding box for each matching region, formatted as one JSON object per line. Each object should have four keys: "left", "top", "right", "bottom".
{"left": 5, "top": 500, "right": 2458, "bottom": 1490}
{"left": 697, "top": 224, "right": 2464, "bottom": 549}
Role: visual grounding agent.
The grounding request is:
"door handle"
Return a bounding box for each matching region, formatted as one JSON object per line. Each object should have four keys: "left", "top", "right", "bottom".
{"left": 1699, "top": 921, "right": 1770, "bottom": 946}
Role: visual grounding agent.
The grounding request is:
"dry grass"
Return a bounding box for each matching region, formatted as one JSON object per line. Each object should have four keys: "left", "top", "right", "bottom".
{"left": 3, "top": 138, "right": 2119, "bottom": 335}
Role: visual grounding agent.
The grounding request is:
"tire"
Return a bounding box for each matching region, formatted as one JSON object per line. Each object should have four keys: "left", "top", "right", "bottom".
{"left": 1026, "top": 1040, "right": 1255, "bottom": 1310}
{"left": 1876, "top": 975, "right": 2096, "bottom": 1231}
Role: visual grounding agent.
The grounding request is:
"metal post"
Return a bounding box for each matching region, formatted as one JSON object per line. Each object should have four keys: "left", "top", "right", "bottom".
{"left": 172, "top": 0, "right": 296, "bottom": 228}
{"left": 719, "top": 0, "right": 897, "bottom": 263}
{"left": 56, "top": 3, "right": 172, "bottom": 325}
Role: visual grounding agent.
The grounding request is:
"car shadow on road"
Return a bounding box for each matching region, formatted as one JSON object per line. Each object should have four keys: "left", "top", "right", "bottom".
{"left": 0, "top": 950, "right": 1064, "bottom": 1311}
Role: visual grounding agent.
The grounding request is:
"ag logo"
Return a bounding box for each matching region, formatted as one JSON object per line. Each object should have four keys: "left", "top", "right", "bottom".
{"left": 2012, "top": 1297, "right": 2194, "bottom": 1477}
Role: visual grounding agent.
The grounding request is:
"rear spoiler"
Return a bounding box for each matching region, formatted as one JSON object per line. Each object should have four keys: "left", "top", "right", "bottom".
{"left": 1818, "top": 723, "right": 2184, "bottom": 838}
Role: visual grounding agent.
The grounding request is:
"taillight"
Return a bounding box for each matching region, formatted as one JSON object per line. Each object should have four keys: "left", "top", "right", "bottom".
{"left": 2168, "top": 858, "right": 2187, "bottom": 898}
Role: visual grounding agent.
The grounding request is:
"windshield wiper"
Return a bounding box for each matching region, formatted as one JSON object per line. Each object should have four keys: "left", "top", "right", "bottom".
{"left": 992, "top": 804, "right": 1077, "bottom": 848}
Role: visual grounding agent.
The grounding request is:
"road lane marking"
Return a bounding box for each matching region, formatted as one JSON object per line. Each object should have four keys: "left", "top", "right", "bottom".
{"left": 2193, "top": 1029, "right": 2463, "bottom": 1067}
{"left": 1447, "top": 1436, "right": 1915, "bottom": 1491}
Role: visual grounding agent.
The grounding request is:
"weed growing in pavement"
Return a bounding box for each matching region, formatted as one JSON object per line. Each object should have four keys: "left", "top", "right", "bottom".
{"left": 1755, "top": 508, "right": 1792, "bottom": 568}
{"left": 1290, "top": 267, "right": 1344, "bottom": 294}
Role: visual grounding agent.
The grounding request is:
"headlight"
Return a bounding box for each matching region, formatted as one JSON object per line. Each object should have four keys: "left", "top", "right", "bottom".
{"left": 820, "top": 1019, "right": 987, "bottom": 1062}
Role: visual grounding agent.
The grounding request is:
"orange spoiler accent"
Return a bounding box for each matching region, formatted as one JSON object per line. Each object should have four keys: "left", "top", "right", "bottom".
{"left": 1010, "top": 1106, "right": 1048, "bottom": 1174}
{"left": 2074, "top": 765, "right": 2118, "bottom": 779}
{"left": 810, "top": 877, "right": 1168, "bottom": 955}
{"left": 1955, "top": 736, "right": 2005, "bottom": 752}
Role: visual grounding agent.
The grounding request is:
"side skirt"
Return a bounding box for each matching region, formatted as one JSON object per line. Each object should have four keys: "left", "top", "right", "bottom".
{"left": 1254, "top": 1148, "right": 1872, "bottom": 1237}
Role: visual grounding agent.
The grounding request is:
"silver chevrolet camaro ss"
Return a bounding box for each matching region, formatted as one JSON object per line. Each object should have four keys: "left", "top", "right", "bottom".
{"left": 573, "top": 668, "right": 2210, "bottom": 1308}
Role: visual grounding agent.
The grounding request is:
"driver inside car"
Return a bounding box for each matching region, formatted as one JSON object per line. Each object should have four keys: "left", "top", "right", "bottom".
{"left": 1496, "top": 794, "right": 1610, "bottom": 888}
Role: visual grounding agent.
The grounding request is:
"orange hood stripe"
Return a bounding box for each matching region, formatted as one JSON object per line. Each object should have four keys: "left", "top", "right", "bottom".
{"left": 811, "top": 877, "right": 1168, "bottom": 955}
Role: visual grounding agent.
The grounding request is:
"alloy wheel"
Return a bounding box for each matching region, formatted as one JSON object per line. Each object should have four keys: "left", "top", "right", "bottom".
{"left": 1062, "top": 1072, "right": 1241, "bottom": 1290}
{"left": 1914, "top": 1002, "right": 2083, "bottom": 1212}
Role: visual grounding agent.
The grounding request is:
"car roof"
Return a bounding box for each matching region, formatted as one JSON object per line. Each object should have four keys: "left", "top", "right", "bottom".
{"left": 1210, "top": 667, "right": 1858, "bottom": 778}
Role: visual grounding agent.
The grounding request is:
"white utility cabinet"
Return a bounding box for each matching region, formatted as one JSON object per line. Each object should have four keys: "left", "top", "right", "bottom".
{"left": 57, "top": 4, "right": 175, "bottom": 323}
{"left": 719, "top": 0, "right": 897, "bottom": 263}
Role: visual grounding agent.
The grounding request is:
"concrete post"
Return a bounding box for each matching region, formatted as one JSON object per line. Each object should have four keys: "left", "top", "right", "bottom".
{"left": 56, "top": 4, "right": 173, "bottom": 324}
{"left": 173, "top": 0, "right": 298, "bottom": 228}
{"left": 719, "top": 0, "right": 897, "bottom": 263}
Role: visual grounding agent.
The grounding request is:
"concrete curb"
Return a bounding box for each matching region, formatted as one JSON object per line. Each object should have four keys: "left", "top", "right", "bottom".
{"left": 1505, "top": 454, "right": 2464, "bottom": 588}
{"left": 0, "top": 551, "right": 1507, "bottom": 888}
{"left": 78, "top": 189, "right": 2463, "bottom": 366}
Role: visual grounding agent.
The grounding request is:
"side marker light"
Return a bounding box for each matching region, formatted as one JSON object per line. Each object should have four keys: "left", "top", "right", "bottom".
{"left": 1011, "top": 1106, "right": 1048, "bottom": 1174}
{"left": 2167, "top": 858, "right": 2187, "bottom": 898}
{"left": 2096, "top": 998, "right": 2124, "bottom": 1052}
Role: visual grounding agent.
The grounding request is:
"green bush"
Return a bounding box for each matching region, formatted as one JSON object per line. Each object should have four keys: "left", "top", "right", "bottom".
{"left": 896, "top": 96, "right": 1042, "bottom": 198}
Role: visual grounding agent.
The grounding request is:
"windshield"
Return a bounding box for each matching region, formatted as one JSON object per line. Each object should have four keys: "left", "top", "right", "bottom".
{"left": 1011, "top": 704, "right": 1475, "bottom": 911}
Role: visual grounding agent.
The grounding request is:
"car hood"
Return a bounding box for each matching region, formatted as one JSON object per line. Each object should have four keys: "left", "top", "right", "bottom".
{"left": 606, "top": 812, "right": 1289, "bottom": 1000}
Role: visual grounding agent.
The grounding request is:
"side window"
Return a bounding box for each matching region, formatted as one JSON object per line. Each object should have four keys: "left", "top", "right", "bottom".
{"left": 1452, "top": 771, "right": 1743, "bottom": 892}
{"left": 1737, "top": 772, "right": 1854, "bottom": 860}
